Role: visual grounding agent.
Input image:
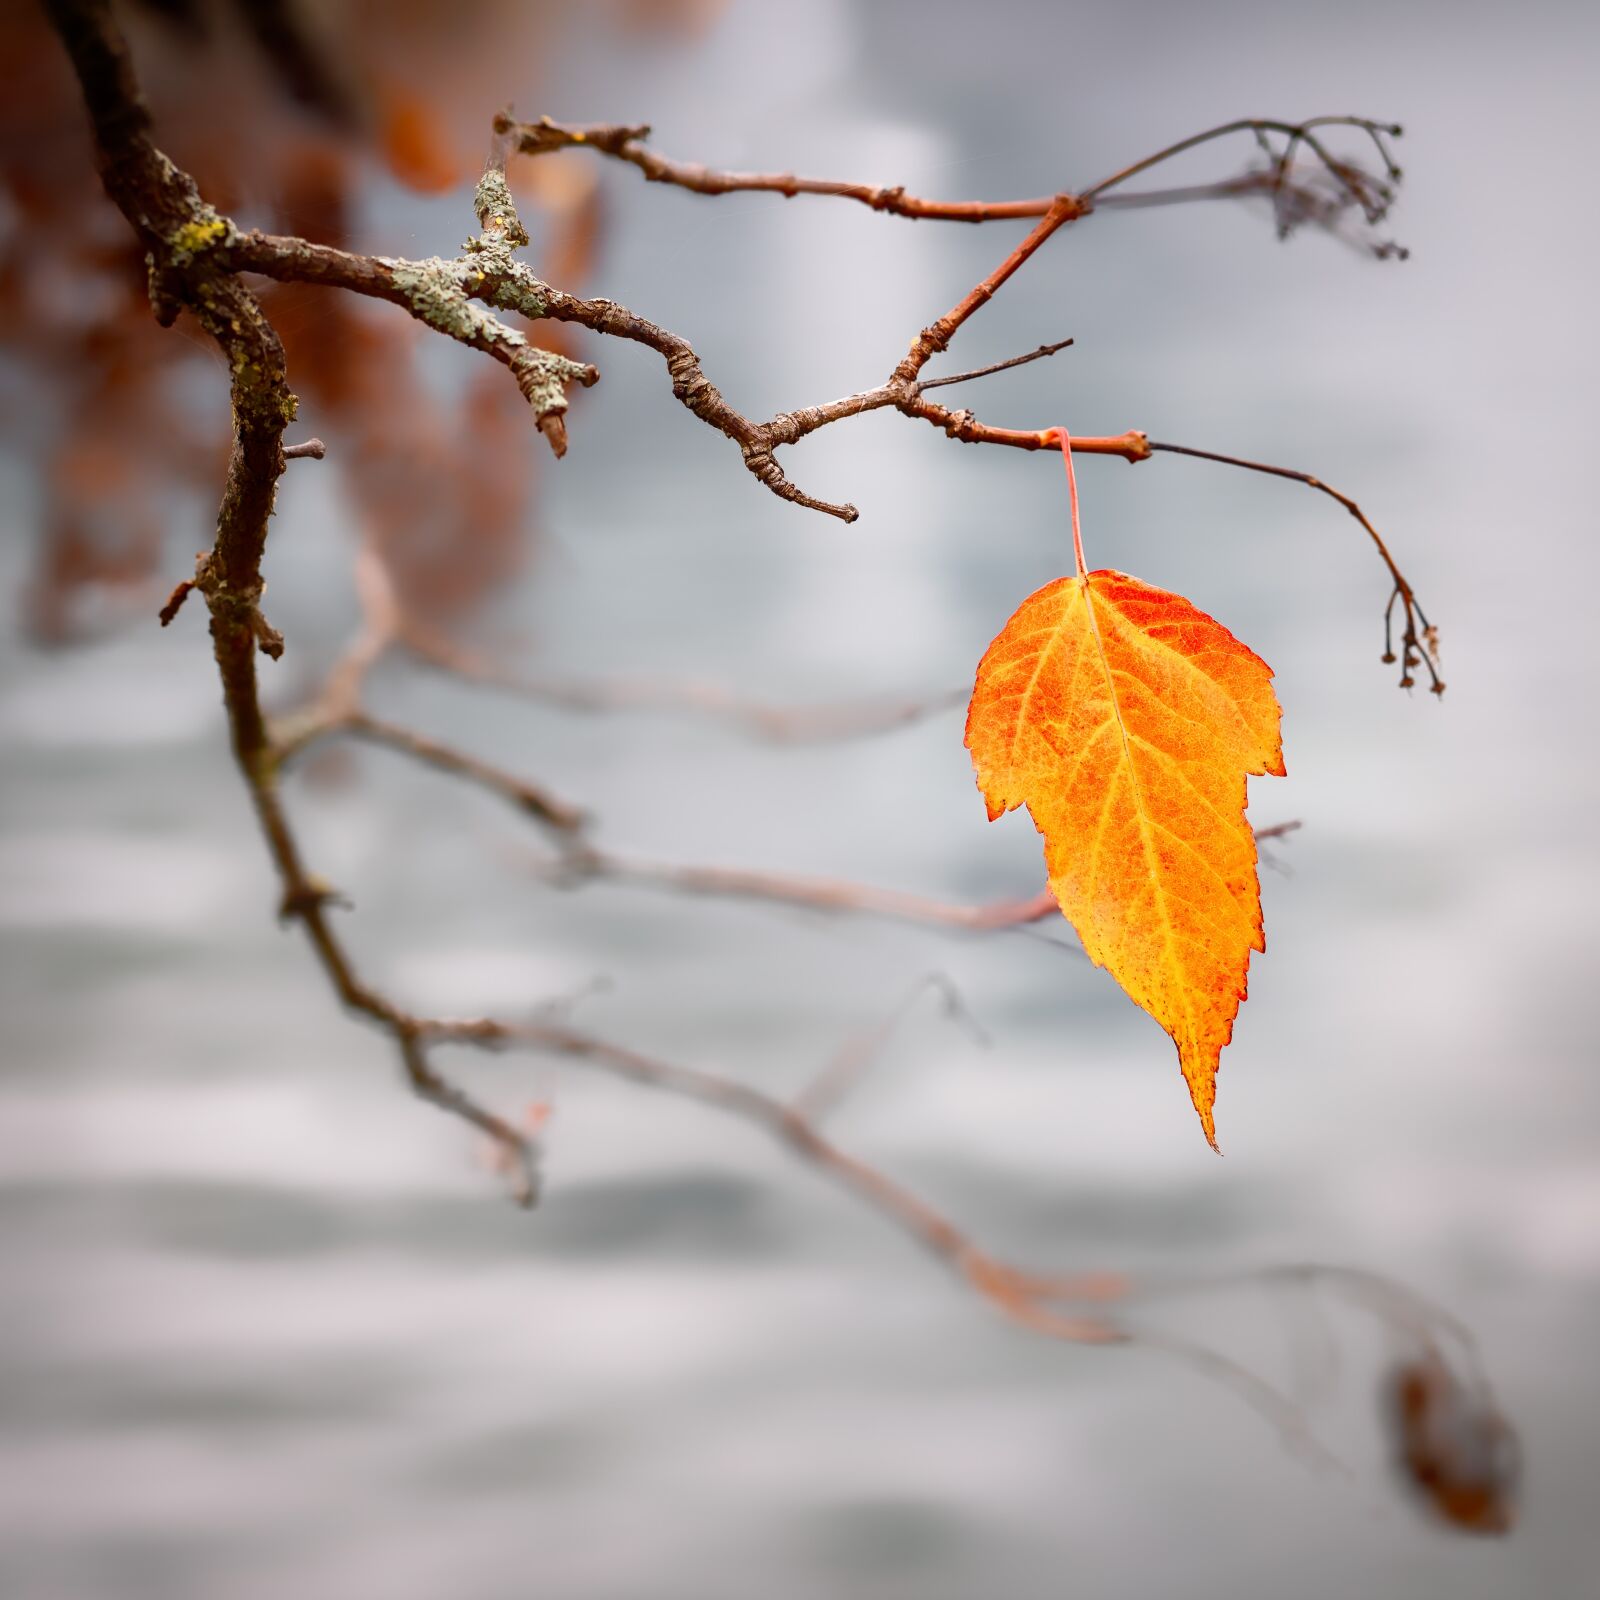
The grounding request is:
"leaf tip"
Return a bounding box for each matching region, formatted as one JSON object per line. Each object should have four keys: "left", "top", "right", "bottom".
{"left": 1182, "top": 1051, "right": 1221, "bottom": 1151}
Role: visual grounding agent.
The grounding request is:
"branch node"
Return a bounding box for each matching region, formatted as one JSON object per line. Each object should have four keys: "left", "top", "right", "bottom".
{"left": 191, "top": 552, "right": 284, "bottom": 660}
{"left": 279, "top": 877, "right": 351, "bottom": 923}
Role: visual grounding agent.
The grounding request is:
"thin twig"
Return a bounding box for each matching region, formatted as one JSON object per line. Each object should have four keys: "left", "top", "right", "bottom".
{"left": 501, "top": 113, "right": 1405, "bottom": 260}
{"left": 402, "top": 623, "right": 968, "bottom": 743}
{"left": 793, "top": 971, "right": 990, "bottom": 1122}
{"left": 918, "top": 338, "right": 1075, "bottom": 390}
{"left": 501, "top": 115, "right": 1076, "bottom": 223}
{"left": 282, "top": 711, "right": 587, "bottom": 837}
{"left": 1082, "top": 116, "right": 1400, "bottom": 204}
{"left": 548, "top": 849, "right": 1067, "bottom": 934}
{"left": 526, "top": 826, "right": 1296, "bottom": 942}
{"left": 1149, "top": 441, "right": 1442, "bottom": 693}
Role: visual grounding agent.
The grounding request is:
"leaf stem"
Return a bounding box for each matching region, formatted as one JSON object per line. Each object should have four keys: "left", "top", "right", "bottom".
{"left": 1048, "top": 426, "right": 1088, "bottom": 578}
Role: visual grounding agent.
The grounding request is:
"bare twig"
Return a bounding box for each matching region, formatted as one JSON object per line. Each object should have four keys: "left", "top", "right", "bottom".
{"left": 501, "top": 113, "right": 1405, "bottom": 257}
{"left": 1253, "top": 819, "right": 1303, "bottom": 843}
{"left": 546, "top": 849, "right": 1068, "bottom": 934}
{"left": 401, "top": 620, "right": 967, "bottom": 743}
{"left": 478, "top": 1013, "right": 1127, "bottom": 1344}
{"left": 1149, "top": 441, "right": 1442, "bottom": 693}
{"left": 794, "top": 971, "right": 990, "bottom": 1122}
{"left": 920, "top": 338, "right": 1075, "bottom": 391}
{"left": 283, "top": 711, "right": 587, "bottom": 836}
{"left": 501, "top": 115, "right": 1076, "bottom": 223}
{"left": 1081, "top": 116, "right": 1401, "bottom": 210}
{"left": 522, "top": 824, "right": 1297, "bottom": 943}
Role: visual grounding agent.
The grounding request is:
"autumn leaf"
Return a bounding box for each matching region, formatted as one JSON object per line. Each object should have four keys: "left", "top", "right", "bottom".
{"left": 377, "top": 85, "right": 465, "bottom": 195}
{"left": 966, "top": 431, "right": 1284, "bottom": 1146}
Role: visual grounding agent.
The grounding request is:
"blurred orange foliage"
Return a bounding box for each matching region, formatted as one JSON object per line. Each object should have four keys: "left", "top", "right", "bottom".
{"left": 0, "top": 0, "right": 721, "bottom": 641}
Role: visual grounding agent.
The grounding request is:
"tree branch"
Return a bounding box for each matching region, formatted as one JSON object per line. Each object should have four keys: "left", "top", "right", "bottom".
{"left": 501, "top": 115, "right": 1077, "bottom": 222}
{"left": 41, "top": 0, "right": 1492, "bottom": 1481}
{"left": 45, "top": 0, "right": 538, "bottom": 1199}
{"left": 500, "top": 113, "right": 1406, "bottom": 259}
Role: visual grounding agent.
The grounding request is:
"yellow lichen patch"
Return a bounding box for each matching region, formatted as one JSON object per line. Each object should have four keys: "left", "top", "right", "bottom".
{"left": 170, "top": 215, "right": 229, "bottom": 262}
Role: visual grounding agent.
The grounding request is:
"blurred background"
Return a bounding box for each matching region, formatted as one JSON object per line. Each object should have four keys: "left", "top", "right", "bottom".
{"left": 2, "top": 1, "right": 1597, "bottom": 1595}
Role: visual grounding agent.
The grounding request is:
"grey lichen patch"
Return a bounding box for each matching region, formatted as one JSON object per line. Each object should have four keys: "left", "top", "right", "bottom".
{"left": 382, "top": 252, "right": 590, "bottom": 447}
{"left": 487, "top": 266, "right": 551, "bottom": 322}
{"left": 384, "top": 256, "right": 527, "bottom": 349}
{"left": 472, "top": 168, "right": 530, "bottom": 249}
{"left": 510, "top": 346, "right": 595, "bottom": 421}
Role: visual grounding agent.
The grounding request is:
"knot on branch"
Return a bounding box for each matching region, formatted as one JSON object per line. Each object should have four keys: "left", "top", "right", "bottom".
{"left": 741, "top": 442, "right": 783, "bottom": 485}
{"left": 278, "top": 877, "right": 351, "bottom": 923}
{"left": 935, "top": 406, "right": 979, "bottom": 442}
{"left": 192, "top": 550, "right": 284, "bottom": 659}
{"left": 765, "top": 407, "right": 835, "bottom": 447}
{"left": 664, "top": 345, "right": 721, "bottom": 418}
{"left": 919, "top": 322, "right": 955, "bottom": 360}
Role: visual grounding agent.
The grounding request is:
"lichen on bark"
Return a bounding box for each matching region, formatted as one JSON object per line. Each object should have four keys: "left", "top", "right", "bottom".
{"left": 472, "top": 168, "right": 529, "bottom": 248}
{"left": 385, "top": 255, "right": 520, "bottom": 348}
{"left": 508, "top": 344, "right": 594, "bottom": 423}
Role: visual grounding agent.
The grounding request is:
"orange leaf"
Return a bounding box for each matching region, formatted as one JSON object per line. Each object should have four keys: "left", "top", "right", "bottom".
{"left": 966, "top": 566, "right": 1284, "bottom": 1146}
{"left": 376, "top": 87, "right": 463, "bottom": 195}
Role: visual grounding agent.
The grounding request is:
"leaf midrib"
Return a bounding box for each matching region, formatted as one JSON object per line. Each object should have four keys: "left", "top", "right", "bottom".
{"left": 1078, "top": 575, "right": 1201, "bottom": 1056}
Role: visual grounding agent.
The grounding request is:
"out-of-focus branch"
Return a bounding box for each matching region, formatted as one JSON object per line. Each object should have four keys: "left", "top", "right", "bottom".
{"left": 284, "top": 712, "right": 588, "bottom": 836}
{"left": 277, "top": 539, "right": 1304, "bottom": 949}
{"left": 406, "top": 627, "right": 970, "bottom": 742}
{"left": 46, "top": 0, "right": 540, "bottom": 1202}
{"left": 545, "top": 849, "right": 1069, "bottom": 934}
{"left": 1082, "top": 115, "right": 1407, "bottom": 259}
{"left": 1149, "top": 442, "right": 1443, "bottom": 692}
{"left": 793, "top": 972, "right": 990, "bottom": 1122}
{"left": 396, "top": 1008, "right": 1499, "bottom": 1471}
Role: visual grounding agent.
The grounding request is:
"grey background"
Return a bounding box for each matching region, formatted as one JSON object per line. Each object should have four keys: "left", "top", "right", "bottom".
{"left": 3, "top": 0, "right": 1597, "bottom": 1595}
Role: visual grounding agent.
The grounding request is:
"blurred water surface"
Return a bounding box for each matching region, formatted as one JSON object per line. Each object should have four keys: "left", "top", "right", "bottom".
{"left": 3, "top": 2, "right": 1598, "bottom": 1596}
